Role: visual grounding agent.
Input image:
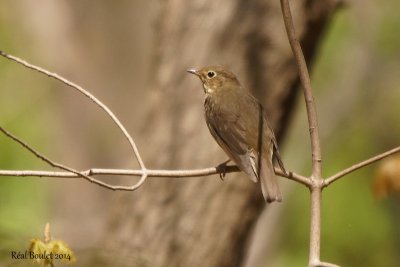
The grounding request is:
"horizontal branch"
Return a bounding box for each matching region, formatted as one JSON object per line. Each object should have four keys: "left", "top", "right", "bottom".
{"left": 0, "top": 167, "right": 236, "bottom": 178}
{"left": 324, "top": 145, "right": 400, "bottom": 187}
{"left": 0, "top": 121, "right": 309, "bottom": 192}
{"left": 0, "top": 166, "right": 310, "bottom": 186}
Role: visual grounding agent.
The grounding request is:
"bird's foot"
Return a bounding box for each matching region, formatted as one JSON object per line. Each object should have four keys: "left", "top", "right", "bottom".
{"left": 217, "top": 159, "right": 231, "bottom": 181}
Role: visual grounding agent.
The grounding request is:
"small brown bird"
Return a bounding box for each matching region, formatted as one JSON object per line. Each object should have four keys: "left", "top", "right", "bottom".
{"left": 188, "top": 66, "right": 286, "bottom": 202}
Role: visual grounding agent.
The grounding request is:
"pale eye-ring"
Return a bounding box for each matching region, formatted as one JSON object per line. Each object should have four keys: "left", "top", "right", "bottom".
{"left": 207, "top": 71, "right": 216, "bottom": 79}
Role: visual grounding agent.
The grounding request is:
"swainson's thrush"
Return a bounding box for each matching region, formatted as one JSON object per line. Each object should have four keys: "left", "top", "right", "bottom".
{"left": 188, "top": 66, "right": 286, "bottom": 202}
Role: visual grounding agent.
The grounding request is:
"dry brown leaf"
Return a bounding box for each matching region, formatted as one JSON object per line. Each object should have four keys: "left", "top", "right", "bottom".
{"left": 373, "top": 156, "right": 400, "bottom": 198}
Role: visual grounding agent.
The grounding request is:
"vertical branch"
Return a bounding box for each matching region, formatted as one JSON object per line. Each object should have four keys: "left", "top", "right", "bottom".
{"left": 309, "top": 189, "right": 321, "bottom": 266}
{"left": 279, "top": 0, "right": 322, "bottom": 179}
{"left": 279, "top": 1, "right": 332, "bottom": 267}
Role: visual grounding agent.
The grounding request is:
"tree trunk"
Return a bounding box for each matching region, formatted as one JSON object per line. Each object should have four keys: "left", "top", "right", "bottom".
{"left": 101, "top": 1, "right": 338, "bottom": 266}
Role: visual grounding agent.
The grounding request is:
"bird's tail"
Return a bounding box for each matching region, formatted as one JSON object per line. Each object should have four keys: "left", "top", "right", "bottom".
{"left": 260, "top": 155, "right": 282, "bottom": 203}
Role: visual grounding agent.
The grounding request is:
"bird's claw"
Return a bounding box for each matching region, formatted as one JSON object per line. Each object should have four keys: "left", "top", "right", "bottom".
{"left": 217, "top": 159, "right": 231, "bottom": 181}
{"left": 219, "top": 171, "right": 226, "bottom": 181}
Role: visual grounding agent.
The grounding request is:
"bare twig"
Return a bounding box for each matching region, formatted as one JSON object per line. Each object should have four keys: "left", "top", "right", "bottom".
{"left": 280, "top": 0, "right": 322, "bottom": 179}
{"left": 324, "top": 146, "right": 400, "bottom": 187}
{"left": 0, "top": 118, "right": 308, "bottom": 186}
{"left": 308, "top": 188, "right": 322, "bottom": 267}
{"left": 279, "top": 1, "right": 326, "bottom": 267}
{"left": 0, "top": 126, "right": 147, "bottom": 191}
{"left": 283, "top": 170, "right": 311, "bottom": 187}
{"left": 314, "top": 262, "right": 341, "bottom": 267}
{"left": 0, "top": 167, "right": 309, "bottom": 185}
{"left": 0, "top": 120, "right": 308, "bottom": 186}
{"left": 0, "top": 168, "right": 237, "bottom": 178}
{"left": 0, "top": 50, "right": 146, "bottom": 170}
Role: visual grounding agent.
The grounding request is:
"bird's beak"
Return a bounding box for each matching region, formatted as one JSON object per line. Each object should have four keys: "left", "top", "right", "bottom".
{"left": 187, "top": 69, "right": 199, "bottom": 76}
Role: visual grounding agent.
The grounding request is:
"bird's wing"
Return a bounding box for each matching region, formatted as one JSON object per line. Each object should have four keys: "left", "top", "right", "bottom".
{"left": 206, "top": 112, "right": 258, "bottom": 183}
{"left": 261, "top": 108, "right": 286, "bottom": 174}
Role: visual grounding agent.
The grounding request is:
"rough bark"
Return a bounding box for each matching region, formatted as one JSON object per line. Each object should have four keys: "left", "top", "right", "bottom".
{"left": 101, "top": 1, "right": 338, "bottom": 267}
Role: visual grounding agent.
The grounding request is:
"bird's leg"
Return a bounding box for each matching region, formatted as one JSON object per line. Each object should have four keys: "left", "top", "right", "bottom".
{"left": 217, "top": 159, "right": 231, "bottom": 181}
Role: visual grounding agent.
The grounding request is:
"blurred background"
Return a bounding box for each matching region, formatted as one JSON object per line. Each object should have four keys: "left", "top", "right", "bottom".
{"left": 0, "top": 0, "right": 399, "bottom": 267}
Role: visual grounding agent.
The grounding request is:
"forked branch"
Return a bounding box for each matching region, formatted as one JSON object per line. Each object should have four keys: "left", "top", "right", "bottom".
{"left": 279, "top": 1, "right": 326, "bottom": 266}
{"left": 279, "top": 0, "right": 400, "bottom": 267}
{"left": 0, "top": 125, "right": 309, "bottom": 187}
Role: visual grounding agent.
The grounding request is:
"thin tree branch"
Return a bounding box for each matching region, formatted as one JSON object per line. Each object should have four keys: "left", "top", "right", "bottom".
{"left": 314, "top": 262, "right": 341, "bottom": 267}
{"left": 309, "top": 188, "right": 322, "bottom": 267}
{"left": 282, "top": 170, "right": 311, "bottom": 187}
{"left": 0, "top": 126, "right": 147, "bottom": 191}
{"left": 0, "top": 167, "right": 310, "bottom": 185}
{"left": 279, "top": 1, "right": 328, "bottom": 267}
{"left": 324, "top": 146, "right": 400, "bottom": 187}
{"left": 0, "top": 124, "right": 309, "bottom": 187}
{"left": 280, "top": 0, "right": 322, "bottom": 179}
{"left": 0, "top": 50, "right": 146, "bottom": 170}
{"left": 0, "top": 168, "right": 239, "bottom": 178}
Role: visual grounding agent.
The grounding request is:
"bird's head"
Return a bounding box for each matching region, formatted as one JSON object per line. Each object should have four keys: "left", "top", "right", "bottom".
{"left": 187, "top": 65, "right": 240, "bottom": 94}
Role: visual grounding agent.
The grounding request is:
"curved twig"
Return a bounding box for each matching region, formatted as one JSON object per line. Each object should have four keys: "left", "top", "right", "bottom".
{"left": 0, "top": 50, "right": 146, "bottom": 170}
{"left": 0, "top": 126, "right": 147, "bottom": 191}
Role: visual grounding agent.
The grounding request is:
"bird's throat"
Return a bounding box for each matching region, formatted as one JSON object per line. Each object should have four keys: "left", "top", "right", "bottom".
{"left": 203, "top": 83, "right": 214, "bottom": 94}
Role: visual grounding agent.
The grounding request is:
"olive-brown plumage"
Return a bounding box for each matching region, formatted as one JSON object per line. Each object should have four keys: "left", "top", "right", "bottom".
{"left": 188, "top": 65, "right": 286, "bottom": 202}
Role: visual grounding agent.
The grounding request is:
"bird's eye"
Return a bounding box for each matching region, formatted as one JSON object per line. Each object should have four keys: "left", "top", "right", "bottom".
{"left": 207, "top": 71, "right": 216, "bottom": 79}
